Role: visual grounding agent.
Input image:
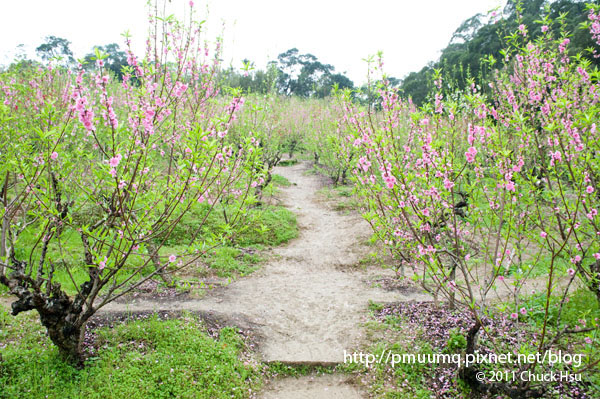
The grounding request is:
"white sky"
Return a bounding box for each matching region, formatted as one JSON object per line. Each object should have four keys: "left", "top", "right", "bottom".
{"left": 0, "top": 0, "right": 504, "bottom": 85}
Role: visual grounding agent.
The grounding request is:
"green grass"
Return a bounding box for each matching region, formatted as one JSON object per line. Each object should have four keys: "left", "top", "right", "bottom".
{"left": 201, "top": 246, "right": 262, "bottom": 278}
{"left": 141, "top": 203, "right": 297, "bottom": 283}
{"left": 317, "top": 184, "right": 360, "bottom": 212}
{"left": 0, "top": 307, "right": 262, "bottom": 399}
{"left": 518, "top": 288, "right": 600, "bottom": 329}
{"left": 144, "top": 203, "right": 297, "bottom": 282}
{"left": 270, "top": 174, "right": 291, "bottom": 187}
{"left": 265, "top": 362, "right": 335, "bottom": 378}
{"left": 277, "top": 159, "right": 298, "bottom": 167}
{"left": 235, "top": 206, "right": 297, "bottom": 247}
{"left": 21, "top": 202, "right": 298, "bottom": 289}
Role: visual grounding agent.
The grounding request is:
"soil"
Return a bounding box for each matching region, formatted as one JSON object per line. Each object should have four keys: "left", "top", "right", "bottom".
{"left": 259, "top": 373, "right": 364, "bottom": 399}
{"left": 100, "top": 161, "right": 431, "bottom": 397}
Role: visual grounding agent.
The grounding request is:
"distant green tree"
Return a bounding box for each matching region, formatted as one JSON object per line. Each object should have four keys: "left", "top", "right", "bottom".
{"left": 400, "top": 0, "right": 600, "bottom": 106}
{"left": 274, "top": 48, "right": 353, "bottom": 98}
{"left": 35, "top": 36, "right": 74, "bottom": 65}
{"left": 399, "top": 66, "right": 434, "bottom": 106}
{"left": 219, "top": 60, "right": 279, "bottom": 95}
{"left": 83, "top": 43, "right": 128, "bottom": 80}
{"left": 316, "top": 73, "right": 354, "bottom": 98}
{"left": 219, "top": 50, "right": 352, "bottom": 98}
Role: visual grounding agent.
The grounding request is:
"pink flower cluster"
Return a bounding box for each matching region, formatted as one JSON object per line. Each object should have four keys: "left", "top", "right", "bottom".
{"left": 465, "top": 146, "right": 477, "bottom": 163}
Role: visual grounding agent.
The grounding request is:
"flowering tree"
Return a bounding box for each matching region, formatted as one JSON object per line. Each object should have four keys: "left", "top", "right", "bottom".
{"left": 0, "top": 2, "right": 259, "bottom": 363}
{"left": 304, "top": 95, "right": 354, "bottom": 185}
{"left": 228, "top": 94, "right": 316, "bottom": 200}
{"left": 343, "top": 10, "right": 600, "bottom": 396}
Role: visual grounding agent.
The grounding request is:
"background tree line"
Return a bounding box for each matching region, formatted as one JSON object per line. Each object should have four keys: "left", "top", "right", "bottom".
{"left": 4, "top": 36, "right": 128, "bottom": 81}
{"left": 4, "top": 0, "right": 598, "bottom": 105}
{"left": 400, "top": 0, "right": 600, "bottom": 105}
{"left": 220, "top": 47, "right": 355, "bottom": 98}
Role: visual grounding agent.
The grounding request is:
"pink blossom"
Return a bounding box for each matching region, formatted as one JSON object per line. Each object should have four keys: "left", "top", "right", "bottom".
{"left": 510, "top": 312, "right": 518, "bottom": 320}
{"left": 567, "top": 268, "right": 576, "bottom": 276}
{"left": 109, "top": 154, "right": 122, "bottom": 167}
{"left": 465, "top": 147, "right": 477, "bottom": 163}
{"left": 447, "top": 280, "right": 457, "bottom": 292}
{"left": 383, "top": 173, "right": 397, "bottom": 189}
{"left": 169, "top": 254, "right": 177, "bottom": 263}
{"left": 520, "top": 307, "right": 527, "bottom": 315}
{"left": 587, "top": 185, "right": 595, "bottom": 194}
{"left": 443, "top": 178, "right": 454, "bottom": 190}
{"left": 585, "top": 337, "right": 593, "bottom": 344}
{"left": 50, "top": 151, "right": 58, "bottom": 160}
{"left": 559, "top": 38, "right": 570, "bottom": 53}
{"left": 358, "top": 156, "right": 371, "bottom": 172}
{"left": 540, "top": 231, "right": 547, "bottom": 238}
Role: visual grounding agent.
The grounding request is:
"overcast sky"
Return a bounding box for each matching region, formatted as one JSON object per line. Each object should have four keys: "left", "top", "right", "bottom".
{"left": 0, "top": 0, "right": 504, "bottom": 84}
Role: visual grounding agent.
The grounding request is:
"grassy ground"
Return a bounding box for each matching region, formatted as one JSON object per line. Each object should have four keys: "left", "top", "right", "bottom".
{"left": 316, "top": 184, "right": 360, "bottom": 213}
{"left": 0, "top": 175, "right": 298, "bottom": 297}
{"left": 0, "top": 307, "right": 263, "bottom": 399}
{"left": 0, "top": 303, "right": 350, "bottom": 399}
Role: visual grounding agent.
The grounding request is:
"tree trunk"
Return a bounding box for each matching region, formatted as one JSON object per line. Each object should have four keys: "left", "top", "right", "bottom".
{"left": 40, "top": 309, "right": 85, "bottom": 363}
{"left": 288, "top": 141, "right": 297, "bottom": 159}
{"left": 0, "top": 216, "right": 9, "bottom": 278}
{"left": 449, "top": 261, "right": 457, "bottom": 310}
{"left": 255, "top": 170, "right": 273, "bottom": 206}
{"left": 2, "top": 271, "right": 89, "bottom": 364}
{"left": 147, "top": 241, "right": 173, "bottom": 286}
{"left": 459, "top": 319, "right": 545, "bottom": 398}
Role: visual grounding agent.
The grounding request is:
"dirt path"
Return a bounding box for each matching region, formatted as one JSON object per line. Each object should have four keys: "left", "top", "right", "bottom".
{"left": 101, "top": 161, "right": 430, "bottom": 397}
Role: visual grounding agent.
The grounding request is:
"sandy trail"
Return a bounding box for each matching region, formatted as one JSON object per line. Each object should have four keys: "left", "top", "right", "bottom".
{"left": 102, "top": 162, "right": 427, "bottom": 363}
{"left": 101, "top": 161, "right": 430, "bottom": 397}
{"left": 260, "top": 374, "right": 363, "bottom": 399}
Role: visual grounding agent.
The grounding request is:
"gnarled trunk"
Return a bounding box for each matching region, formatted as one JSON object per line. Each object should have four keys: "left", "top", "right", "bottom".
{"left": 39, "top": 309, "right": 85, "bottom": 363}
{"left": 458, "top": 319, "right": 545, "bottom": 398}
{"left": 1, "top": 267, "right": 93, "bottom": 364}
